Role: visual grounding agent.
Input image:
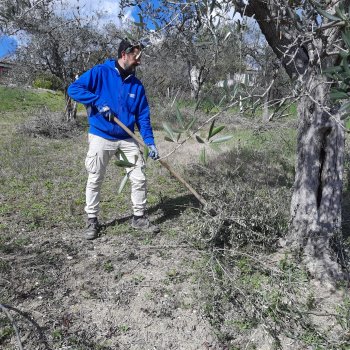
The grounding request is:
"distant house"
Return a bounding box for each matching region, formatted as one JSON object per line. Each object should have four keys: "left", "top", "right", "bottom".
{"left": 216, "top": 69, "right": 259, "bottom": 88}
{"left": 0, "top": 61, "right": 12, "bottom": 74}
{"left": 0, "top": 61, "right": 14, "bottom": 84}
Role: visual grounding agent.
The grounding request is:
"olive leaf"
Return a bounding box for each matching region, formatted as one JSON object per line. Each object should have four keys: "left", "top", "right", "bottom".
{"left": 144, "top": 146, "right": 149, "bottom": 161}
{"left": 196, "top": 135, "right": 205, "bottom": 143}
{"left": 163, "top": 122, "right": 176, "bottom": 142}
{"left": 118, "top": 174, "right": 129, "bottom": 194}
{"left": 211, "top": 135, "right": 234, "bottom": 144}
{"left": 199, "top": 148, "right": 206, "bottom": 165}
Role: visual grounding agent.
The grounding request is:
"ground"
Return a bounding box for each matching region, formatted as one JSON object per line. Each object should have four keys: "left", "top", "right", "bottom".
{"left": 0, "top": 112, "right": 224, "bottom": 349}
{"left": 1, "top": 89, "right": 349, "bottom": 349}
{"left": 2, "top": 224, "right": 221, "bottom": 349}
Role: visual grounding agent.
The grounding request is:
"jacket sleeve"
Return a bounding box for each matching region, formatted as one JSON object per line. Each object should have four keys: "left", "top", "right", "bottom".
{"left": 67, "top": 67, "right": 108, "bottom": 107}
{"left": 135, "top": 86, "right": 155, "bottom": 146}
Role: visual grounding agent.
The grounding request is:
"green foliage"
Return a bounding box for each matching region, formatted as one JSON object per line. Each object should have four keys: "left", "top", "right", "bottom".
{"left": 320, "top": 8, "right": 350, "bottom": 117}
{"left": 118, "top": 324, "right": 130, "bottom": 333}
{"left": 33, "top": 77, "right": 54, "bottom": 90}
{"left": 32, "top": 72, "right": 63, "bottom": 90}
{"left": 317, "top": 7, "right": 343, "bottom": 22}
{"left": 52, "top": 329, "right": 63, "bottom": 341}
{"left": 335, "top": 294, "right": 350, "bottom": 331}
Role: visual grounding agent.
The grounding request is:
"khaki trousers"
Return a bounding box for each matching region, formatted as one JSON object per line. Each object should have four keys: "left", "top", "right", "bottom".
{"left": 84, "top": 134, "right": 147, "bottom": 218}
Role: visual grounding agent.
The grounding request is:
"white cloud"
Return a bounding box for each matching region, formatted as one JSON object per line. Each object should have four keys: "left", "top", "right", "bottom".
{"left": 55, "top": 0, "right": 133, "bottom": 26}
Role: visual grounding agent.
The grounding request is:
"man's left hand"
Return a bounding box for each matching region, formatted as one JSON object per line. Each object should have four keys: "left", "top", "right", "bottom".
{"left": 148, "top": 145, "right": 159, "bottom": 160}
{"left": 97, "top": 105, "right": 114, "bottom": 122}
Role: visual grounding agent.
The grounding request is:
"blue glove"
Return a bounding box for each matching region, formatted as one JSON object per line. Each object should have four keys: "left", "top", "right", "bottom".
{"left": 97, "top": 105, "right": 113, "bottom": 122}
{"left": 148, "top": 145, "right": 159, "bottom": 160}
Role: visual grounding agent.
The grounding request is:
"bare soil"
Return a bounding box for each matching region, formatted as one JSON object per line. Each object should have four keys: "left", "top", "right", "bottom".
{"left": 1, "top": 221, "right": 225, "bottom": 349}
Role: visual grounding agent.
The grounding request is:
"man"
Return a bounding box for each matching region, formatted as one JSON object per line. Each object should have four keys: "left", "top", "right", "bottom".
{"left": 68, "top": 38, "right": 159, "bottom": 240}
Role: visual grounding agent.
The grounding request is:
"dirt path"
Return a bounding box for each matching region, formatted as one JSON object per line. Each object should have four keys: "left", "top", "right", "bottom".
{"left": 1, "top": 219, "right": 222, "bottom": 349}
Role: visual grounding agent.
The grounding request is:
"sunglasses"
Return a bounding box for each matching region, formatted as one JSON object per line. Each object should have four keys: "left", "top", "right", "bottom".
{"left": 126, "top": 49, "right": 142, "bottom": 60}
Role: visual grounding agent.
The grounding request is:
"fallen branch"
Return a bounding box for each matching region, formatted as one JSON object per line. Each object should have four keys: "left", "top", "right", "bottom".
{"left": 0, "top": 303, "right": 24, "bottom": 350}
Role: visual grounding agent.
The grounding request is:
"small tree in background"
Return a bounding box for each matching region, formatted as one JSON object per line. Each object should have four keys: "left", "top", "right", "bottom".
{"left": 1, "top": 0, "right": 122, "bottom": 120}
{"left": 120, "top": 0, "right": 239, "bottom": 101}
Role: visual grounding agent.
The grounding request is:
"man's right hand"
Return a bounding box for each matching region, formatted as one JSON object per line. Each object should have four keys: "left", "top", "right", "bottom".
{"left": 148, "top": 145, "right": 159, "bottom": 160}
{"left": 97, "top": 105, "right": 114, "bottom": 122}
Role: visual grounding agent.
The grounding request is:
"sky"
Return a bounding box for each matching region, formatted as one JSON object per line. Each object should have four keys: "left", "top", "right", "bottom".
{"left": 0, "top": 0, "right": 130, "bottom": 59}
{"left": 0, "top": 36, "right": 17, "bottom": 59}
{"left": 58, "top": 0, "right": 125, "bottom": 23}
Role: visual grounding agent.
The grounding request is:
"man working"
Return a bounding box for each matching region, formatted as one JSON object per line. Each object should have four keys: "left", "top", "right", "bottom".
{"left": 68, "top": 38, "right": 159, "bottom": 240}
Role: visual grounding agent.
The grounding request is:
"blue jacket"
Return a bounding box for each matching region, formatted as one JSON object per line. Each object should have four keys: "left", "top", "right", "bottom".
{"left": 67, "top": 59, "right": 155, "bottom": 145}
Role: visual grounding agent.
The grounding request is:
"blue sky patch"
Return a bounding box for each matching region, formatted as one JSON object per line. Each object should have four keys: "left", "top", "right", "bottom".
{"left": 0, "top": 36, "right": 17, "bottom": 59}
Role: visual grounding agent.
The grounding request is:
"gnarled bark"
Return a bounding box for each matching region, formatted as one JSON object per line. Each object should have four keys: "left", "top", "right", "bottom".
{"left": 289, "top": 67, "right": 345, "bottom": 279}
{"left": 235, "top": 0, "right": 347, "bottom": 279}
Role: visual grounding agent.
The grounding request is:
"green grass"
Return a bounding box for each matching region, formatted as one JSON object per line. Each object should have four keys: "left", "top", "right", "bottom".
{"left": 0, "top": 86, "right": 65, "bottom": 112}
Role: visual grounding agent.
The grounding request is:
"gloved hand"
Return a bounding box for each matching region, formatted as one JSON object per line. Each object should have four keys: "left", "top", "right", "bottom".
{"left": 148, "top": 145, "right": 159, "bottom": 160}
{"left": 97, "top": 105, "right": 113, "bottom": 122}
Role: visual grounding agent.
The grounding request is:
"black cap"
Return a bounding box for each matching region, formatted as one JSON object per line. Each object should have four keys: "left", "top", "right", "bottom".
{"left": 118, "top": 38, "right": 142, "bottom": 58}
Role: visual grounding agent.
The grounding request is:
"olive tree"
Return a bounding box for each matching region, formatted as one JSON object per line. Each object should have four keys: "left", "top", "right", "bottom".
{"left": 123, "top": 0, "right": 349, "bottom": 279}
{"left": 231, "top": 0, "right": 350, "bottom": 279}
{"left": 1, "top": 0, "right": 120, "bottom": 120}
{"left": 120, "top": 0, "right": 239, "bottom": 101}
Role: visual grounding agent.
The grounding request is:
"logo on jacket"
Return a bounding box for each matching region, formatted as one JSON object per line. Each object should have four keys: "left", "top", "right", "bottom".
{"left": 129, "top": 93, "right": 136, "bottom": 98}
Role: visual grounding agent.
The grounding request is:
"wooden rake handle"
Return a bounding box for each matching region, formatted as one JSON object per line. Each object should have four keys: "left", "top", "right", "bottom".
{"left": 113, "top": 116, "right": 207, "bottom": 206}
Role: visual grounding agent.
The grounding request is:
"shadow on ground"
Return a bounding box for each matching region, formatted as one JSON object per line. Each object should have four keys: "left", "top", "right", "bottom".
{"left": 102, "top": 193, "right": 200, "bottom": 228}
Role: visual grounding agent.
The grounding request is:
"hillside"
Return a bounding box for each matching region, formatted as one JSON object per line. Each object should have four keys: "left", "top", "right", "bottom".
{"left": 0, "top": 86, "right": 349, "bottom": 350}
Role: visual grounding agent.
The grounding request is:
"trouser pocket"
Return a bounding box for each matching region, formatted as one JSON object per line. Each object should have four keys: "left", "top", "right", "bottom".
{"left": 85, "top": 151, "right": 98, "bottom": 173}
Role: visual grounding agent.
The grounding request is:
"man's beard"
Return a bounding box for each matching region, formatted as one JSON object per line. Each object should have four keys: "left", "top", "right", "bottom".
{"left": 124, "top": 63, "right": 137, "bottom": 74}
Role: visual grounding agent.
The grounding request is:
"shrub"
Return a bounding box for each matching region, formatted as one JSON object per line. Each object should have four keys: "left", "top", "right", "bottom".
{"left": 16, "top": 109, "right": 85, "bottom": 139}
{"left": 33, "top": 77, "right": 53, "bottom": 90}
{"left": 32, "top": 73, "right": 63, "bottom": 91}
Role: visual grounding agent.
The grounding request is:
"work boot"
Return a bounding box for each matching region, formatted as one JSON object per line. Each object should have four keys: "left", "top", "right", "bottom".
{"left": 131, "top": 215, "right": 160, "bottom": 234}
{"left": 84, "top": 217, "right": 100, "bottom": 240}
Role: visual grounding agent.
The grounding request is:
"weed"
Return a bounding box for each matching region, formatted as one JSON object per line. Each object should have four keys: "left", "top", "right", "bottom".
{"left": 103, "top": 260, "right": 114, "bottom": 273}
{"left": 336, "top": 294, "right": 350, "bottom": 331}
{"left": 166, "top": 268, "right": 179, "bottom": 280}
{"left": 142, "top": 237, "right": 152, "bottom": 244}
{"left": 118, "top": 324, "right": 130, "bottom": 333}
{"left": 0, "top": 326, "right": 14, "bottom": 343}
{"left": 229, "top": 319, "right": 256, "bottom": 331}
{"left": 306, "top": 293, "right": 316, "bottom": 310}
{"left": 301, "top": 328, "right": 325, "bottom": 348}
{"left": 132, "top": 274, "right": 145, "bottom": 285}
{"left": 52, "top": 328, "right": 63, "bottom": 341}
{"left": 0, "top": 260, "right": 10, "bottom": 273}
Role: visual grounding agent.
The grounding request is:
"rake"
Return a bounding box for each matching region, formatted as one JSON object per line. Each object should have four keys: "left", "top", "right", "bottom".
{"left": 113, "top": 116, "right": 207, "bottom": 207}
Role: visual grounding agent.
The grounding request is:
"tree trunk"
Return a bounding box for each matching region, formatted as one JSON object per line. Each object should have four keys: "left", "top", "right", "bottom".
{"left": 64, "top": 90, "right": 77, "bottom": 122}
{"left": 288, "top": 66, "right": 345, "bottom": 279}
{"left": 187, "top": 61, "right": 203, "bottom": 100}
{"left": 234, "top": 0, "right": 347, "bottom": 280}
